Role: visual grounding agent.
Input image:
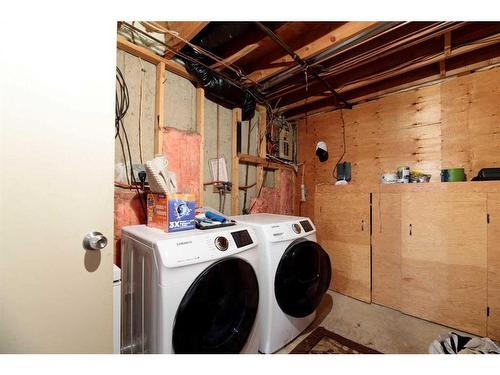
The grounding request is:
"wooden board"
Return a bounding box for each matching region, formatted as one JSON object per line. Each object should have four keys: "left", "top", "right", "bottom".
{"left": 315, "top": 192, "right": 371, "bottom": 302}
{"left": 487, "top": 193, "right": 500, "bottom": 341}
{"left": 154, "top": 62, "right": 165, "bottom": 154}
{"left": 231, "top": 108, "right": 242, "bottom": 215}
{"left": 371, "top": 192, "right": 401, "bottom": 311}
{"left": 441, "top": 68, "right": 500, "bottom": 179}
{"left": 196, "top": 87, "right": 205, "bottom": 206}
{"left": 117, "top": 36, "right": 194, "bottom": 82}
{"left": 297, "top": 67, "right": 500, "bottom": 220}
{"left": 400, "top": 191, "right": 487, "bottom": 335}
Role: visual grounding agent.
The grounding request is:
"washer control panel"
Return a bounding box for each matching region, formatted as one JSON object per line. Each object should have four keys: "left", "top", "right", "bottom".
{"left": 231, "top": 229, "right": 253, "bottom": 248}
{"left": 214, "top": 236, "right": 229, "bottom": 251}
{"left": 300, "top": 219, "right": 314, "bottom": 233}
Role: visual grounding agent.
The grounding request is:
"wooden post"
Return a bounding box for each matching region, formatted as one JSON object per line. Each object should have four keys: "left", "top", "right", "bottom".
{"left": 196, "top": 87, "right": 205, "bottom": 207}
{"left": 154, "top": 62, "right": 165, "bottom": 155}
{"left": 256, "top": 105, "right": 267, "bottom": 194}
{"left": 231, "top": 108, "right": 242, "bottom": 215}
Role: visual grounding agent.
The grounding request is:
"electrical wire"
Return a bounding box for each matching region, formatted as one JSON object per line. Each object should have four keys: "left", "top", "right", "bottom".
{"left": 332, "top": 108, "right": 347, "bottom": 180}
{"left": 115, "top": 66, "right": 147, "bottom": 219}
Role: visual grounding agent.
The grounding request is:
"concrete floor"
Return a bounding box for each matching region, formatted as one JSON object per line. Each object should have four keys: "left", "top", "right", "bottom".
{"left": 278, "top": 290, "right": 474, "bottom": 354}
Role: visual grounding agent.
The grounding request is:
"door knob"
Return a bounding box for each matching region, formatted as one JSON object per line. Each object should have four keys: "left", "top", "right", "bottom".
{"left": 83, "top": 231, "right": 108, "bottom": 251}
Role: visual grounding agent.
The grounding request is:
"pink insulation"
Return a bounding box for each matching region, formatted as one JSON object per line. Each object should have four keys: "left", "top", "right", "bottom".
{"left": 250, "top": 168, "right": 294, "bottom": 215}
{"left": 114, "top": 189, "right": 146, "bottom": 266}
{"left": 162, "top": 127, "right": 201, "bottom": 204}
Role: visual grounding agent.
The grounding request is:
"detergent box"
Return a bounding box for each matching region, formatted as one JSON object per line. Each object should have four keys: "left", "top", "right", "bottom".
{"left": 147, "top": 193, "right": 195, "bottom": 232}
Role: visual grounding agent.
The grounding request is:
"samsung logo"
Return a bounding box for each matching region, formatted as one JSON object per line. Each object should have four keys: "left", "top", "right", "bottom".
{"left": 271, "top": 225, "right": 280, "bottom": 228}
{"left": 176, "top": 240, "right": 193, "bottom": 246}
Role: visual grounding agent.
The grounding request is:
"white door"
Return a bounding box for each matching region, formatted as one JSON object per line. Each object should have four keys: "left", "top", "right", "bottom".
{"left": 0, "top": 16, "right": 115, "bottom": 353}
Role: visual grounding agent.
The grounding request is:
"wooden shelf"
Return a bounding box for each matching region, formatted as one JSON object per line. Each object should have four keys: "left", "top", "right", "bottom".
{"left": 238, "top": 153, "right": 295, "bottom": 171}
{"left": 316, "top": 180, "right": 500, "bottom": 194}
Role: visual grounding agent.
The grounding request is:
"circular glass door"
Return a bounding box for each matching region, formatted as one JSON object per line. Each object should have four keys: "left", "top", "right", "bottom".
{"left": 172, "top": 257, "right": 259, "bottom": 353}
{"left": 274, "top": 239, "right": 331, "bottom": 318}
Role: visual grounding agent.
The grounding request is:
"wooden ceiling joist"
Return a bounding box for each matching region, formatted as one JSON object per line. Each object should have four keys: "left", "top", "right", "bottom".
{"left": 210, "top": 43, "right": 260, "bottom": 71}
{"left": 285, "top": 43, "right": 500, "bottom": 119}
{"left": 277, "top": 30, "right": 500, "bottom": 113}
{"left": 246, "top": 22, "right": 379, "bottom": 83}
{"left": 143, "top": 21, "right": 208, "bottom": 59}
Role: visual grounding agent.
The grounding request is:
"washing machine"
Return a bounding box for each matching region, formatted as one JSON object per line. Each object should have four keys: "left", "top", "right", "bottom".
{"left": 120, "top": 224, "right": 260, "bottom": 354}
{"left": 232, "top": 214, "right": 331, "bottom": 353}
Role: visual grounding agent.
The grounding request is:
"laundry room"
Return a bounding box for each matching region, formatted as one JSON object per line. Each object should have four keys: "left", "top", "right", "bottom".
{"left": 111, "top": 19, "right": 500, "bottom": 355}
{"left": 3, "top": 3, "right": 500, "bottom": 372}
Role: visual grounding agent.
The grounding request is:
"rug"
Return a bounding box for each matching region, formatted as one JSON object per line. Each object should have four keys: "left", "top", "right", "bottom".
{"left": 290, "top": 327, "right": 381, "bottom": 354}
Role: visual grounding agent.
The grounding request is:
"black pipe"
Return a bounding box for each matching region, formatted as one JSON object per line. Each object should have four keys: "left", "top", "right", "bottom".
{"left": 255, "top": 22, "right": 352, "bottom": 109}
{"left": 258, "top": 22, "right": 403, "bottom": 91}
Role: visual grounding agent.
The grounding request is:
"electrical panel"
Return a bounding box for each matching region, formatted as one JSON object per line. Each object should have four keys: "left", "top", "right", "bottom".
{"left": 278, "top": 128, "right": 293, "bottom": 161}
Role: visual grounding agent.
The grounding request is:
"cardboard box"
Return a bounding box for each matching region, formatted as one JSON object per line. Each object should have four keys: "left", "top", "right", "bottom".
{"left": 147, "top": 193, "right": 195, "bottom": 232}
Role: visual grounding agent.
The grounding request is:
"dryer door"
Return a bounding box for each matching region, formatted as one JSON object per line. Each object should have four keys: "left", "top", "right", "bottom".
{"left": 274, "top": 239, "right": 331, "bottom": 318}
{"left": 172, "top": 257, "right": 259, "bottom": 353}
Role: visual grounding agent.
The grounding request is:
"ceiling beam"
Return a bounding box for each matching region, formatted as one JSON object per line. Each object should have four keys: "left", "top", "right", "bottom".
{"left": 210, "top": 43, "right": 260, "bottom": 71}
{"left": 255, "top": 22, "right": 351, "bottom": 109}
{"left": 285, "top": 43, "right": 500, "bottom": 118}
{"left": 143, "top": 21, "right": 209, "bottom": 59}
{"left": 246, "top": 21, "right": 379, "bottom": 83}
{"left": 281, "top": 32, "right": 500, "bottom": 113}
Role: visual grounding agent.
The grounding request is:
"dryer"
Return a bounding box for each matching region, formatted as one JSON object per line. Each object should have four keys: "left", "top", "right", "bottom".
{"left": 120, "top": 224, "right": 260, "bottom": 354}
{"left": 232, "top": 214, "right": 331, "bottom": 354}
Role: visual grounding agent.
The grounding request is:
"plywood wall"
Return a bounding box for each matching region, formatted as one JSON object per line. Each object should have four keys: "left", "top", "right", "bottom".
{"left": 297, "top": 67, "right": 500, "bottom": 221}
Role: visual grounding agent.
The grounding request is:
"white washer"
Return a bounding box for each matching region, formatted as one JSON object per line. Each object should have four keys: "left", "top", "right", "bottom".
{"left": 120, "top": 224, "right": 260, "bottom": 354}
{"left": 232, "top": 214, "right": 331, "bottom": 354}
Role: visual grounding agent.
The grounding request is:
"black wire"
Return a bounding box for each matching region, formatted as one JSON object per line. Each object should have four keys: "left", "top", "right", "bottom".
{"left": 115, "top": 66, "right": 147, "bottom": 219}
{"left": 332, "top": 108, "right": 347, "bottom": 180}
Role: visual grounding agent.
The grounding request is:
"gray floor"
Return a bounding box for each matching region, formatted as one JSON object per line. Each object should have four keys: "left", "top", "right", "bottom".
{"left": 278, "top": 291, "right": 473, "bottom": 354}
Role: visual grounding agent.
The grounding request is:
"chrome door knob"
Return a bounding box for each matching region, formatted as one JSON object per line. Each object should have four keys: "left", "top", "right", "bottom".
{"left": 83, "top": 231, "right": 108, "bottom": 251}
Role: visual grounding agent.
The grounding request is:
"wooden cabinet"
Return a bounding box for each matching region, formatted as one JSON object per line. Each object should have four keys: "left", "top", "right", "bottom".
{"left": 400, "top": 192, "right": 487, "bottom": 336}
{"left": 488, "top": 193, "right": 500, "bottom": 341}
{"left": 316, "top": 182, "right": 500, "bottom": 337}
{"left": 315, "top": 192, "right": 371, "bottom": 303}
{"left": 371, "top": 193, "right": 401, "bottom": 311}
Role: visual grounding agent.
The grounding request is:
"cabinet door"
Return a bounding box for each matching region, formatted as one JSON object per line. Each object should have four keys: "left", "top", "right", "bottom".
{"left": 401, "top": 192, "right": 487, "bottom": 336}
{"left": 372, "top": 193, "right": 401, "bottom": 310}
{"left": 315, "top": 192, "right": 371, "bottom": 302}
{"left": 487, "top": 193, "right": 500, "bottom": 340}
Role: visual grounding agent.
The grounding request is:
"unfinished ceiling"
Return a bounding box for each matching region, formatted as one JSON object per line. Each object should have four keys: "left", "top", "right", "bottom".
{"left": 119, "top": 21, "right": 500, "bottom": 118}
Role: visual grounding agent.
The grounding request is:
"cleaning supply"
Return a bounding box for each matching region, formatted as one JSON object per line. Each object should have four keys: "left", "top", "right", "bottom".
{"left": 205, "top": 211, "right": 227, "bottom": 223}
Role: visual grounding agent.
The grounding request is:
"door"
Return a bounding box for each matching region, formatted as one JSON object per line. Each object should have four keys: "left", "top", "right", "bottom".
{"left": 401, "top": 192, "right": 487, "bottom": 336}
{"left": 172, "top": 258, "right": 259, "bottom": 353}
{"left": 372, "top": 193, "right": 401, "bottom": 310}
{"left": 274, "top": 239, "right": 331, "bottom": 318}
{"left": 487, "top": 193, "right": 500, "bottom": 340}
{"left": 315, "top": 192, "right": 371, "bottom": 302}
{"left": 0, "top": 18, "right": 115, "bottom": 352}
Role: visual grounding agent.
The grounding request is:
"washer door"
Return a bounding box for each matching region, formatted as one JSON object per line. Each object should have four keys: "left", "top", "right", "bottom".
{"left": 274, "top": 239, "right": 331, "bottom": 318}
{"left": 172, "top": 257, "right": 259, "bottom": 353}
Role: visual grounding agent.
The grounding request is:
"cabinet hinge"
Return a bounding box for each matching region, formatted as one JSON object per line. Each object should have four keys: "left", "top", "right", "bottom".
{"left": 487, "top": 306, "right": 490, "bottom": 317}
{"left": 487, "top": 213, "right": 490, "bottom": 224}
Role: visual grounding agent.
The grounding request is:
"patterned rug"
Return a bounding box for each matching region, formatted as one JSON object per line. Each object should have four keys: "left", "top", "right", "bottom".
{"left": 290, "top": 327, "right": 381, "bottom": 354}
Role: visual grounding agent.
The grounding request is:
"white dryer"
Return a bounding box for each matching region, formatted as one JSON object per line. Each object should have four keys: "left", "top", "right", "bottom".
{"left": 120, "top": 224, "right": 260, "bottom": 354}
{"left": 232, "top": 214, "right": 331, "bottom": 354}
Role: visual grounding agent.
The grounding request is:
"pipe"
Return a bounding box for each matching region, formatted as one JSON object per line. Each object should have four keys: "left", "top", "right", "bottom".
{"left": 255, "top": 22, "right": 352, "bottom": 109}
{"left": 269, "top": 22, "right": 464, "bottom": 106}
{"left": 119, "top": 22, "right": 268, "bottom": 105}
{"left": 259, "top": 22, "right": 404, "bottom": 91}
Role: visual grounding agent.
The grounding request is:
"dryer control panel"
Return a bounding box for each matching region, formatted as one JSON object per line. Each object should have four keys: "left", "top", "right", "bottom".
{"left": 156, "top": 226, "right": 258, "bottom": 268}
